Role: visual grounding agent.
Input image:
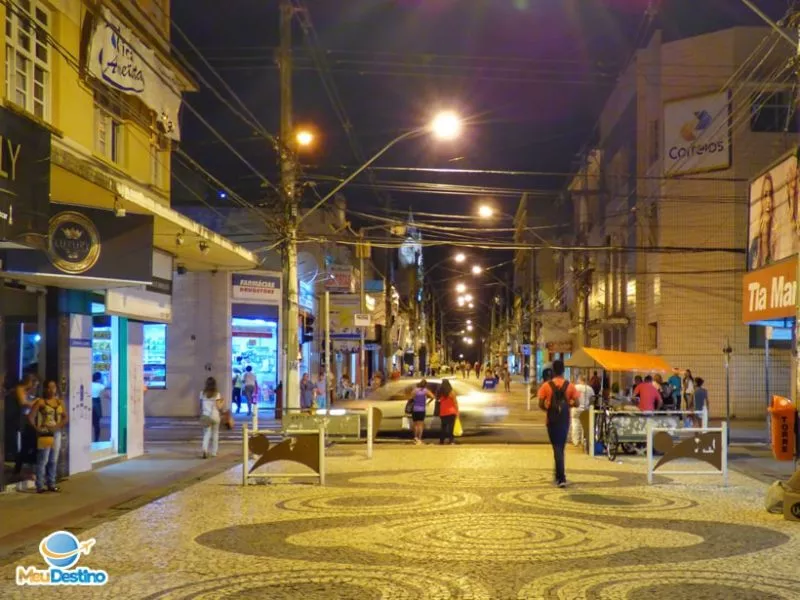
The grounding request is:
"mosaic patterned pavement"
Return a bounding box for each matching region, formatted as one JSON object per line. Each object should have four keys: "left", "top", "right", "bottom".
{"left": 2, "top": 444, "right": 800, "bottom": 599}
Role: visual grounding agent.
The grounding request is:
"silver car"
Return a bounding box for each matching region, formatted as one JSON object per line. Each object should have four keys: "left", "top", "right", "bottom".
{"left": 336, "top": 378, "right": 508, "bottom": 434}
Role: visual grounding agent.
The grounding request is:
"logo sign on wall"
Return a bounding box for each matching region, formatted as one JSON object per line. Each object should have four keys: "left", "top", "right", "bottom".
{"left": 232, "top": 273, "right": 281, "bottom": 304}
{"left": 324, "top": 265, "right": 355, "bottom": 293}
{"left": 47, "top": 212, "right": 101, "bottom": 274}
{"left": 748, "top": 148, "right": 800, "bottom": 271}
{"left": 663, "top": 92, "right": 730, "bottom": 176}
{"left": 88, "top": 8, "right": 182, "bottom": 140}
{"left": 2, "top": 205, "right": 153, "bottom": 283}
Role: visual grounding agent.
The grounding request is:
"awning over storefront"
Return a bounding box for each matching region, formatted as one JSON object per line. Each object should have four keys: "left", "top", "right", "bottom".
{"left": 51, "top": 140, "right": 259, "bottom": 272}
{"left": 565, "top": 347, "right": 672, "bottom": 373}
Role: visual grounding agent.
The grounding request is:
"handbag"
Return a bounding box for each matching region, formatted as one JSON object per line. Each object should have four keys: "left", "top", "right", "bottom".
{"left": 453, "top": 416, "right": 463, "bottom": 437}
{"left": 221, "top": 410, "right": 234, "bottom": 430}
{"left": 404, "top": 399, "right": 414, "bottom": 415}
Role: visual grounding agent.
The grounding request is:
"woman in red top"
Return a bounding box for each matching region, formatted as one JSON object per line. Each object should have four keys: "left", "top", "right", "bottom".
{"left": 437, "top": 379, "right": 459, "bottom": 445}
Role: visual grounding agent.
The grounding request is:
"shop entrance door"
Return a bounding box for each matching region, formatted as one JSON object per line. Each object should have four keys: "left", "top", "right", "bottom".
{"left": 231, "top": 318, "right": 278, "bottom": 414}
{"left": 91, "top": 311, "right": 120, "bottom": 461}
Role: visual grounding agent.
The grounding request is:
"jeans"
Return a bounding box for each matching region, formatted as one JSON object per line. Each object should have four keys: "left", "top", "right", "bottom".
{"left": 547, "top": 423, "right": 569, "bottom": 484}
{"left": 569, "top": 407, "right": 584, "bottom": 445}
{"left": 36, "top": 433, "right": 61, "bottom": 490}
{"left": 202, "top": 421, "right": 220, "bottom": 456}
{"left": 243, "top": 385, "right": 255, "bottom": 415}
{"left": 233, "top": 387, "right": 242, "bottom": 413}
{"left": 440, "top": 414, "right": 456, "bottom": 443}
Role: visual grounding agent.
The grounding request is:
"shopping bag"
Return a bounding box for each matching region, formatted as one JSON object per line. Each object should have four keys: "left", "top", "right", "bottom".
{"left": 401, "top": 417, "right": 411, "bottom": 430}
{"left": 453, "top": 416, "right": 463, "bottom": 437}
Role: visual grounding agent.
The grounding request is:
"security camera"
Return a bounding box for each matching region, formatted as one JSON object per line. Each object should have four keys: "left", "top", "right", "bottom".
{"left": 176, "top": 264, "right": 187, "bottom": 275}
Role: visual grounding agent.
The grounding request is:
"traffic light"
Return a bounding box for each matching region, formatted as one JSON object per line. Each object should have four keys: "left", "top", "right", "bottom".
{"left": 302, "top": 315, "right": 315, "bottom": 344}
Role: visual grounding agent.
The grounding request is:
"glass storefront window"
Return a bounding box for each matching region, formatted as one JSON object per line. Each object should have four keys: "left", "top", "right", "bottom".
{"left": 232, "top": 317, "right": 278, "bottom": 409}
{"left": 143, "top": 323, "right": 167, "bottom": 389}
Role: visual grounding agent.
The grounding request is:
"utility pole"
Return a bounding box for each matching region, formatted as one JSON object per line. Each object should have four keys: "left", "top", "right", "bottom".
{"left": 532, "top": 249, "right": 539, "bottom": 385}
{"left": 358, "top": 229, "right": 367, "bottom": 397}
{"left": 279, "top": 0, "right": 300, "bottom": 412}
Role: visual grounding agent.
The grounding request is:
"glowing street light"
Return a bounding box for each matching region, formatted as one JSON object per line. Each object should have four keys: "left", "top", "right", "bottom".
{"left": 454, "top": 252, "right": 466, "bottom": 263}
{"left": 463, "top": 336, "right": 469, "bottom": 343}
{"left": 471, "top": 265, "right": 483, "bottom": 275}
{"left": 430, "top": 111, "right": 463, "bottom": 141}
{"left": 466, "top": 319, "right": 472, "bottom": 325}
{"left": 464, "top": 293, "right": 474, "bottom": 303}
{"left": 467, "top": 324, "right": 473, "bottom": 332}
{"left": 455, "top": 282, "right": 467, "bottom": 294}
{"left": 478, "top": 205, "right": 494, "bottom": 218}
{"left": 295, "top": 129, "right": 315, "bottom": 148}
{"left": 459, "top": 353, "right": 464, "bottom": 359}
{"left": 468, "top": 302, "right": 474, "bottom": 309}
{"left": 457, "top": 297, "right": 466, "bottom": 307}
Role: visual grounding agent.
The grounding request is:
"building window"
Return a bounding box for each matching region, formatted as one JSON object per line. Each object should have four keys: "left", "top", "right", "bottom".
{"left": 751, "top": 91, "right": 798, "bottom": 133}
{"left": 647, "top": 322, "right": 658, "bottom": 351}
{"left": 4, "top": 0, "right": 51, "bottom": 120}
{"left": 94, "top": 106, "right": 124, "bottom": 164}
{"left": 648, "top": 119, "right": 659, "bottom": 164}
{"left": 143, "top": 323, "right": 167, "bottom": 389}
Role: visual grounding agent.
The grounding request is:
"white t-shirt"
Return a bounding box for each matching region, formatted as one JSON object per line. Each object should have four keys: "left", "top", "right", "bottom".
{"left": 574, "top": 383, "right": 594, "bottom": 409}
{"left": 685, "top": 379, "right": 695, "bottom": 395}
{"left": 201, "top": 393, "right": 221, "bottom": 423}
{"left": 243, "top": 372, "right": 256, "bottom": 387}
{"left": 91, "top": 382, "right": 105, "bottom": 399}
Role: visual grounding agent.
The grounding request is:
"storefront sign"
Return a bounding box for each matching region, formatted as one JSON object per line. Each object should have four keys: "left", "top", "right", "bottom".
{"left": 546, "top": 341, "right": 573, "bottom": 353}
{"left": 232, "top": 273, "right": 281, "bottom": 304}
{"left": 742, "top": 257, "right": 797, "bottom": 323}
{"left": 663, "top": 92, "right": 730, "bottom": 176}
{"left": 88, "top": 8, "right": 182, "bottom": 140}
{"left": 325, "top": 264, "right": 355, "bottom": 293}
{"left": 2, "top": 205, "right": 153, "bottom": 283}
{"left": 748, "top": 148, "right": 799, "bottom": 270}
{"left": 0, "top": 106, "right": 50, "bottom": 249}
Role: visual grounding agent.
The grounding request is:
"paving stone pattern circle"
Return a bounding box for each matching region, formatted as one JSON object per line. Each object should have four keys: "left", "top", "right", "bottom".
{"left": 275, "top": 488, "right": 481, "bottom": 516}
{"left": 140, "top": 568, "right": 491, "bottom": 600}
{"left": 519, "top": 568, "right": 800, "bottom": 599}
{"left": 497, "top": 487, "right": 698, "bottom": 514}
{"left": 287, "top": 512, "right": 703, "bottom": 563}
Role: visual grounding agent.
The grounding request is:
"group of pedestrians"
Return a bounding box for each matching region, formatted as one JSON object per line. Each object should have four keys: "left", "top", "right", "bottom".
{"left": 408, "top": 378, "right": 460, "bottom": 445}
{"left": 6, "top": 374, "right": 68, "bottom": 493}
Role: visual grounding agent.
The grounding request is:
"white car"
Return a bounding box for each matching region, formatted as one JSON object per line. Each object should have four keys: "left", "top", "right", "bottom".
{"left": 336, "top": 378, "right": 508, "bottom": 434}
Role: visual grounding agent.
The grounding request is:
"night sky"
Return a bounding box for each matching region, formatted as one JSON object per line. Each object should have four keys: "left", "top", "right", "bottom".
{"left": 172, "top": 0, "right": 791, "bottom": 343}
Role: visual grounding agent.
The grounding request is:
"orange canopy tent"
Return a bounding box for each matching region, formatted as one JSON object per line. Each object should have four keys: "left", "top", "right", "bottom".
{"left": 565, "top": 347, "right": 673, "bottom": 373}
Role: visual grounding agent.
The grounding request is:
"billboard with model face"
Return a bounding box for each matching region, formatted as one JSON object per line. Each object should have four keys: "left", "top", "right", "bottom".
{"left": 748, "top": 149, "right": 799, "bottom": 271}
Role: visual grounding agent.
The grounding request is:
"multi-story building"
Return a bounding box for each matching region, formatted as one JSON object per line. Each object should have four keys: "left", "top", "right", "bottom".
{"left": 565, "top": 26, "right": 795, "bottom": 417}
{"left": 513, "top": 194, "right": 572, "bottom": 380}
{"left": 0, "top": 1, "right": 258, "bottom": 488}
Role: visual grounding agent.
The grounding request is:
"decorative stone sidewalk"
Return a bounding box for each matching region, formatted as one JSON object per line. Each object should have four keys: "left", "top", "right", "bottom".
{"left": 2, "top": 444, "right": 798, "bottom": 599}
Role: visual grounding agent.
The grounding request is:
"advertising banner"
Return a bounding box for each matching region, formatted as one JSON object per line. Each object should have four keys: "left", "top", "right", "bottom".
{"left": 0, "top": 106, "right": 51, "bottom": 249}
{"left": 232, "top": 272, "right": 281, "bottom": 304}
{"left": 663, "top": 92, "right": 730, "bottom": 176}
{"left": 88, "top": 8, "right": 182, "bottom": 140}
{"left": 324, "top": 264, "right": 355, "bottom": 293}
{"left": 2, "top": 205, "right": 154, "bottom": 283}
{"left": 742, "top": 257, "right": 797, "bottom": 323}
{"left": 748, "top": 149, "right": 799, "bottom": 270}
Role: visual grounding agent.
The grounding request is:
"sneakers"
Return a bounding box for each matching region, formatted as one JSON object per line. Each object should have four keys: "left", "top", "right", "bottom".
{"left": 47, "top": 486, "right": 61, "bottom": 493}
{"left": 556, "top": 481, "right": 567, "bottom": 488}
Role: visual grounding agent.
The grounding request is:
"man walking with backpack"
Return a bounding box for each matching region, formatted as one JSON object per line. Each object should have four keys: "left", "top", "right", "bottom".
{"left": 537, "top": 360, "right": 580, "bottom": 487}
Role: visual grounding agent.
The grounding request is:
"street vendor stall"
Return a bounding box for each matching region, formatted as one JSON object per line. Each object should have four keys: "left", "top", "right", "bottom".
{"left": 566, "top": 348, "right": 704, "bottom": 459}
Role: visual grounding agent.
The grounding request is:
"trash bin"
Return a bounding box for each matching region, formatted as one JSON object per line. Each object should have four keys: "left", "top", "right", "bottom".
{"left": 769, "top": 396, "right": 797, "bottom": 461}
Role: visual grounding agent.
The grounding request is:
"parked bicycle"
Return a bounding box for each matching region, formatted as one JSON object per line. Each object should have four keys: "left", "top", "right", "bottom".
{"left": 594, "top": 398, "right": 619, "bottom": 461}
